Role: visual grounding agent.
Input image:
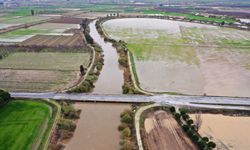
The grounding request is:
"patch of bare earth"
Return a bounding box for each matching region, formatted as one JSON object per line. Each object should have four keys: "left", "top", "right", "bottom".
{"left": 143, "top": 110, "right": 197, "bottom": 150}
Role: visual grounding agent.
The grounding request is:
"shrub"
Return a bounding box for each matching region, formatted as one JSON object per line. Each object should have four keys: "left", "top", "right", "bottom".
{"left": 0, "top": 89, "right": 11, "bottom": 106}
{"left": 198, "top": 140, "right": 207, "bottom": 149}
{"left": 118, "top": 123, "right": 128, "bottom": 131}
{"left": 207, "top": 141, "right": 216, "bottom": 149}
{"left": 182, "top": 124, "right": 190, "bottom": 132}
{"left": 174, "top": 113, "right": 181, "bottom": 120}
{"left": 187, "top": 119, "right": 194, "bottom": 125}
{"left": 179, "top": 108, "right": 188, "bottom": 115}
{"left": 121, "top": 113, "right": 132, "bottom": 124}
{"left": 169, "top": 106, "right": 176, "bottom": 113}
{"left": 202, "top": 137, "right": 209, "bottom": 142}
{"left": 57, "top": 119, "right": 76, "bottom": 132}
{"left": 182, "top": 114, "right": 190, "bottom": 121}
{"left": 121, "top": 127, "right": 131, "bottom": 138}
{"left": 191, "top": 134, "right": 200, "bottom": 142}
{"left": 62, "top": 104, "right": 81, "bottom": 120}
{"left": 118, "top": 56, "right": 127, "bottom": 67}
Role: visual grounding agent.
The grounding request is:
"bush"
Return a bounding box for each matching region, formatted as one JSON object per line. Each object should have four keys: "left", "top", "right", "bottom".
{"left": 182, "top": 114, "right": 190, "bottom": 121}
{"left": 120, "top": 140, "right": 137, "bottom": 150}
{"left": 0, "top": 89, "right": 11, "bottom": 106}
{"left": 169, "top": 106, "right": 176, "bottom": 113}
{"left": 198, "top": 140, "right": 207, "bottom": 149}
{"left": 121, "top": 127, "right": 131, "bottom": 138}
{"left": 62, "top": 104, "right": 81, "bottom": 120}
{"left": 187, "top": 119, "right": 194, "bottom": 125}
{"left": 119, "top": 56, "right": 127, "bottom": 67}
{"left": 192, "top": 134, "right": 200, "bottom": 142}
{"left": 121, "top": 113, "right": 132, "bottom": 124}
{"left": 202, "top": 137, "right": 209, "bottom": 142}
{"left": 174, "top": 113, "right": 181, "bottom": 120}
{"left": 179, "top": 108, "right": 188, "bottom": 115}
{"left": 182, "top": 124, "right": 190, "bottom": 132}
{"left": 118, "top": 123, "right": 128, "bottom": 131}
{"left": 207, "top": 141, "right": 216, "bottom": 149}
{"left": 57, "top": 119, "right": 76, "bottom": 132}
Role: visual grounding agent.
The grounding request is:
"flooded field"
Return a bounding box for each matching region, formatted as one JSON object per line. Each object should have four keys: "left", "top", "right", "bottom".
{"left": 65, "top": 102, "right": 130, "bottom": 150}
{"left": 89, "top": 20, "right": 123, "bottom": 94}
{"left": 191, "top": 114, "right": 250, "bottom": 150}
{"left": 103, "top": 18, "right": 250, "bottom": 97}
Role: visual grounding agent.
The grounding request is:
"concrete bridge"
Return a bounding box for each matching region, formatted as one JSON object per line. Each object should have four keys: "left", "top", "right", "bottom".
{"left": 11, "top": 92, "right": 250, "bottom": 110}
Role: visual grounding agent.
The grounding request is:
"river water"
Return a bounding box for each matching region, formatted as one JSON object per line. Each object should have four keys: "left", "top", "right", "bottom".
{"left": 89, "top": 20, "right": 123, "bottom": 94}
{"left": 64, "top": 103, "right": 130, "bottom": 150}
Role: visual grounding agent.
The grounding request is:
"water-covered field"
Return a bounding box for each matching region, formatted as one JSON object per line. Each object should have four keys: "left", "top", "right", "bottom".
{"left": 103, "top": 18, "right": 250, "bottom": 97}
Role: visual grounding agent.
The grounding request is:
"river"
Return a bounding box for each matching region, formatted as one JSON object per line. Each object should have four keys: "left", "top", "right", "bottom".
{"left": 89, "top": 20, "right": 124, "bottom": 94}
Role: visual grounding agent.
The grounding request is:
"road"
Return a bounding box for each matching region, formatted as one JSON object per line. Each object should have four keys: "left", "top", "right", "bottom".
{"left": 11, "top": 92, "right": 250, "bottom": 110}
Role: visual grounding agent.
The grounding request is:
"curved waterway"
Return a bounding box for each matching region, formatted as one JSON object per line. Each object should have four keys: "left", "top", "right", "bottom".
{"left": 89, "top": 20, "right": 123, "bottom": 94}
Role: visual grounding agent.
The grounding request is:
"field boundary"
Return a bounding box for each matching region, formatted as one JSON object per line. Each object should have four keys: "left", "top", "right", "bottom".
{"left": 41, "top": 99, "right": 61, "bottom": 150}
{"left": 63, "top": 45, "right": 96, "bottom": 92}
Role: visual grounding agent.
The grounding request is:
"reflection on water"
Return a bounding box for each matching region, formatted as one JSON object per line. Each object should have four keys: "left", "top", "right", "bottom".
{"left": 89, "top": 20, "right": 123, "bottom": 94}
{"left": 65, "top": 102, "right": 130, "bottom": 150}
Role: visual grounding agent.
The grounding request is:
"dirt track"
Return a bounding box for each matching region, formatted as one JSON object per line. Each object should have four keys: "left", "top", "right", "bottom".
{"left": 143, "top": 110, "right": 197, "bottom": 150}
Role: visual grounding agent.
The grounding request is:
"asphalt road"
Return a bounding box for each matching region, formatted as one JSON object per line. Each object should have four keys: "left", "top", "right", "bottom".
{"left": 11, "top": 92, "right": 250, "bottom": 110}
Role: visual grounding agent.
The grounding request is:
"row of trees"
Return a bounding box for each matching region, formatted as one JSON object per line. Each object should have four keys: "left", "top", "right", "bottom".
{"left": 118, "top": 109, "right": 137, "bottom": 150}
{"left": 170, "top": 107, "right": 216, "bottom": 150}
{"left": 0, "top": 89, "right": 11, "bottom": 107}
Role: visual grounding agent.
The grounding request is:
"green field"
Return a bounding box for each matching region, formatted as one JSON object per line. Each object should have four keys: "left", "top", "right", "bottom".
{"left": 144, "top": 10, "right": 236, "bottom": 24}
{"left": 0, "top": 100, "right": 52, "bottom": 150}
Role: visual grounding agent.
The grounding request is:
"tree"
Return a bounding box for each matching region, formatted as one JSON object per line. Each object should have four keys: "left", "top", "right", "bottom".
{"left": 121, "top": 113, "right": 132, "bottom": 124}
{"left": 187, "top": 119, "right": 194, "bottom": 126}
{"left": 174, "top": 113, "right": 181, "bottom": 120}
{"left": 80, "top": 65, "right": 85, "bottom": 76}
{"left": 0, "top": 89, "right": 11, "bottom": 106}
{"left": 208, "top": 141, "right": 216, "bottom": 149}
{"left": 194, "top": 112, "right": 202, "bottom": 131}
{"left": 121, "top": 127, "right": 131, "bottom": 138}
{"left": 170, "top": 106, "right": 176, "bottom": 113}
{"left": 31, "top": 10, "right": 34, "bottom": 16}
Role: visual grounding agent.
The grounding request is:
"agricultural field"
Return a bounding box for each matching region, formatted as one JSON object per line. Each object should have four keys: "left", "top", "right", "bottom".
{"left": 191, "top": 114, "right": 250, "bottom": 150}
{"left": 143, "top": 110, "right": 197, "bottom": 150}
{"left": 0, "top": 22, "right": 81, "bottom": 44}
{"left": 0, "top": 51, "right": 91, "bottom": 92}
{"left": 103, "top": 18, "right": 250, "bottom": 97}
{"left": 0, "top": 100, "right": 53, "bottom": 150}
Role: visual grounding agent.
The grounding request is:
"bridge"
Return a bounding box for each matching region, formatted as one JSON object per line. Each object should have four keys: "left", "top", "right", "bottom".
{"left": 11, "top": 92, "right": 250, "bottom": 110}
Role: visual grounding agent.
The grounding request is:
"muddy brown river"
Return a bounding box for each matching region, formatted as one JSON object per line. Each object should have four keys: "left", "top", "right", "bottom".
{"left": 65, "top": 102, "right": 130, "bottom": 150}
{"left": 89, "top": 20, "right": 123, "bottom": 94}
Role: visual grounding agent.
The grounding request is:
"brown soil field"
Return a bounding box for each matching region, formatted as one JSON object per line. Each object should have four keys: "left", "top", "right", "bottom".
{"left": 143, "top": 110, "right": 197, "bottom": 150}
{"left": 0, "top": 69, "right": 78, "bottom": 92}
{"left": 49, "top": 17, "right": 83, "bottom": 24}
{"left": 20, "top": 34, "right": 84, "bottom": 47}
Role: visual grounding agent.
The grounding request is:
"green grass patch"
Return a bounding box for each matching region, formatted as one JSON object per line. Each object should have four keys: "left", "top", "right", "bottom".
{"left": 0, "top": 100, "right": 52, "bottom": 150}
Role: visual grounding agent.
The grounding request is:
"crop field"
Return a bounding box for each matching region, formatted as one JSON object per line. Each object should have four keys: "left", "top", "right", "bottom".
{"left": 0, "top": 100, "right": 52, "bottom": 150}
{"left": 143, "top": 110, "right": 197, "bottom": 150}
{"left": 103, "top": 18, "right": 250, "bottom": 97}
{"left": 20, "top": 34, "right": 84, "bottom": 47}
{"left": 0, "top": 16, "right": 52, "bottom": 24}
{"left": 0, "top": 23, "right": 81, "bottom": 43}
{"left": 0, "top": 52, "right": 91, "bottom": 92}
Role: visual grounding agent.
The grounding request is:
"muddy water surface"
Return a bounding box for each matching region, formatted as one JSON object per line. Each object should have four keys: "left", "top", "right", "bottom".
{"left": 89, "top": 20, "right": 123, "bottom": 94}
{"left": 191, "top": 114, "right": 250, "bottom": 150}
{"left": 65, "top": 102, "right": 130, "bottom": 150}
